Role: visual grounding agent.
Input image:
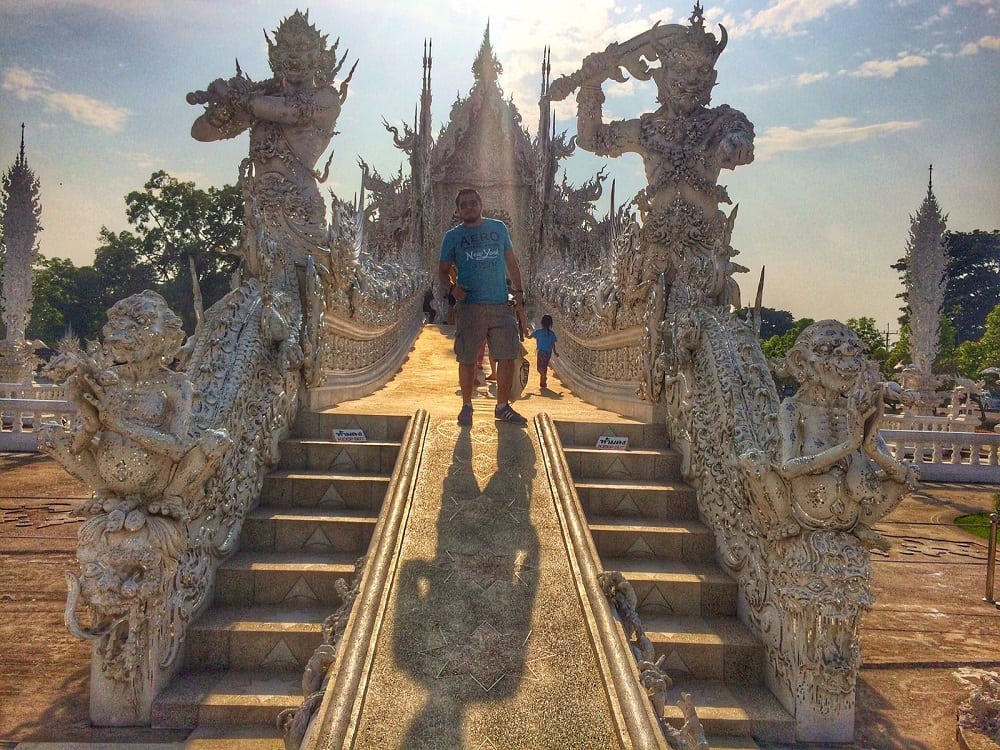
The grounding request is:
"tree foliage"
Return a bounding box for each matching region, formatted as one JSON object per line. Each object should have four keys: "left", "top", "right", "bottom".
{"left": 21, "top": 171, "right": 242, "bottom": 346}
{"left": 26, "top": 255, "right": 104, "bottom": 344}
{"left": 761, "top": 317, "right": 814, "bottom": 360}
{"left": 742, "top": 306, "right": 797, "bottom": 340}
{"left": 950, "top": 304, "right": 1000, "bottom": 379}
{"left": 846, "top": 317, "right": 887, "bottom": 360}
{"left": 122, "top": 170, "right": 241, "bottom": 330}
{"left": 943, "top": 230, "right": 1000, "bottom": 344}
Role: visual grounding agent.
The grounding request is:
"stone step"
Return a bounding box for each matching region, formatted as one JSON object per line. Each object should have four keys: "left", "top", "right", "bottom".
{"left": 184, "top": 604, "right": 329, "bottom": 672}
{"left": 589, "top": 516, "right": 715, "bottom": 562}
{"left": 260, "top": 470, "right": 391, "bottom": 510}
{"left": 576, "top": 478, "right": 699, "bottom": 520}
{"left": 701, "top": 736, "right": 763, "bottom": 750}
{"left": 553, "top": 419, "right": 668, "bottom": 449}
{"left": 661, "top": 681, "right": 794, "bottom": 744}
{"left": 641, "top": 614, "right": 764, "bottom": 684}
{"left": 183, "top": 724, "right": 285, "bottom": 748}
{"left": 293, "top": 411, "right": 410, "bottom": 442}
{"left": 152, "top": 669, "right": 302, "bottom": 729}
{"left": 214, "top": 550, "right": 359, "bottom": 607}
{"left": 563, "top": 445, "right": 683, "bottom": 482}
{"left": 277, "top": 437, "right": 400, "bottom": 473}
{"left": 241, "top": 506, "right": 378, "bottom": 553}
{"left": 600, "top": 558, "right": 737, "bottom": 617}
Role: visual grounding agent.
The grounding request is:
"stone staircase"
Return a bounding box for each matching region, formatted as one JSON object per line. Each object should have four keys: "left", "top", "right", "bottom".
{"left": 152, "top": 411, "right": 410, "bottom": 737}
{"left": 553, "top": 419, "right": 795, "bottom": 748}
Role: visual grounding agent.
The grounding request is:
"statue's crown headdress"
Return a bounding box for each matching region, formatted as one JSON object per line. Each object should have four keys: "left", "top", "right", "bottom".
{"left": 266, "top": 10, "right": 347, "bottom": 84}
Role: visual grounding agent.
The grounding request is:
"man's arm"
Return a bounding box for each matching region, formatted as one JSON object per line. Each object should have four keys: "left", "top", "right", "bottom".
{"left": 504, "top": 249, "right": 524, "bottom": 295}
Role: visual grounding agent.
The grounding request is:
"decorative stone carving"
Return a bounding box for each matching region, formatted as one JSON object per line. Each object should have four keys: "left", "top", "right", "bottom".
{"left": 36, "top": 12, "right": 432, "bottom": 724}
{"left": 743, "top": 320, "right": 918, "bottom": 549}
{"left": 898, "top": 166, "right": 948, "bottom": 412}
{"left": 547, "top": 4, "right": 752, "bottom": 316}
{"left": 0, "top": 125, "right": 43, "bottom": 383}
{"left": 537, "top": 5, "right": 917, "bottom": 742}
{"left": 661, "top": 308, "right": 917, "bottom": 741}
{"left": 37, "top": 291, "right": 230, "bottom": 701}
{"left": 958, "top": 672, "right": 1000, "bottom": 746}
{"left": 598, "top": 570, "right": 709, "bottom": 750}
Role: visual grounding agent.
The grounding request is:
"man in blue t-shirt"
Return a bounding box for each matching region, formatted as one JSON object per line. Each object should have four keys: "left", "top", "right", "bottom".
{"left": 438, "top": 188, "right": 527, "bottom": 427}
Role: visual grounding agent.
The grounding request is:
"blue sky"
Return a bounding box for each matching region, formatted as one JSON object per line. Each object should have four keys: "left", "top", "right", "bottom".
{"left": 1, "top": 0, "right": 997, "bottom": 335}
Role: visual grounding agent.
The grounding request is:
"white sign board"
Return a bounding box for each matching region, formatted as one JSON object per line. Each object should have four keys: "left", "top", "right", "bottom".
{"left": 333, "top": 428, "right": 367, "bottom": 443}
{"left": 595, "top": 435, "right": 628, "bottom": 450}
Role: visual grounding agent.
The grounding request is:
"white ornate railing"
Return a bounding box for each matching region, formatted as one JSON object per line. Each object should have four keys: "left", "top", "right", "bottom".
{"left": 881, "top": 414, "right": 980, "bottom": 432}
{"left": 880, "top": 429, "right": 1000, "bottom": 483}
{"left": 0, "top": 382, "right": 65, "bottom": 400}
{"left": 0, "top": 395, "right": 74, "bottom": 451}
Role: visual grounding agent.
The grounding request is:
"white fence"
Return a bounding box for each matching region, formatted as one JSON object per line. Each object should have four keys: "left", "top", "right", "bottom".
{"left": 880, "top": 429, "right": 1000, "bottom": 483}
{"left": 0, "top": 383, "right": 72, "bottom": 452}
{"left": 881, "top": 414, "right": 981, "bottom": 432}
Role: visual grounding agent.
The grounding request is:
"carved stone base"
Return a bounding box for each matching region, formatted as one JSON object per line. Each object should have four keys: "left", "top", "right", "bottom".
{"left": 89, "top": 635, "right": 179, "bottom": 726}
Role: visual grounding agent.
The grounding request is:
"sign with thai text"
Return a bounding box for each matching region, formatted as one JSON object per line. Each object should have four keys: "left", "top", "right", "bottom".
{"left": 595, "top": 435, "right": 628, "bottom": 450}
{"left": 333, "top": 428, "right": 367, "bottom": 442}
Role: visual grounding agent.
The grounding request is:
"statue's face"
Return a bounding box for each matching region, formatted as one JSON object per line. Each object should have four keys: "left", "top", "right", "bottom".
{"left": 658, "top": 50, "right": 716, "bottom": 113}
{"left": 102, "top": 295, "right": 172, "bottom": 365}
{"left": 78, "top": 535, "right": 164, "bottom": 616}
{"left": 273, "top": 43, "right": 319, "bottom": 86}
{"left": 797, "top": 323, "right": 867, "bottom": 394}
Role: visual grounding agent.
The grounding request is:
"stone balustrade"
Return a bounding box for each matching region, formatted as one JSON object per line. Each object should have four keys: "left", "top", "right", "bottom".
{"left": 880, "top": 429, "right": 1000, "bottom": 483}
{"left": 0, "top": 382, "right": 64, "bottom": 400}
{"left": 881, "top": 413, "right": 982, "bottom": 432}
{"left": 0, "top": 396, "right": 74, "bottom": 451}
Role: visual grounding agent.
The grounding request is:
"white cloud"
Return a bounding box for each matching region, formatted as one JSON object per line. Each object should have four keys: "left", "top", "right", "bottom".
{"left": 850, "top": 54, "right": 929, "bottom": 78}
{"left": 744, "top": 0, "right": 860, "bottom": 36}
{"left": 956, "top": 0, "right": 998, "bottom": 10}
{"left": 961, "top": 34, "right": 1000, "bottom": 53}
{"left": 2, "top": 67, "right": 130, "bottom": 133}
{"left": 795, "top": 71, "right": 830, "bottom": 86}
{"left": 755, "top": 117, "right": 922, "bottom": 160}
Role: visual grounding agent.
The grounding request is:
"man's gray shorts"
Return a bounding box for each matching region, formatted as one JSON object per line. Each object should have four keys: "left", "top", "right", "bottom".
{"left": 454, "top": 303, "right": 519, "bottom": 363}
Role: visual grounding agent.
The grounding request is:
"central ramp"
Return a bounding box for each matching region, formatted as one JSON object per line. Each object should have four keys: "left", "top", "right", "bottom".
{"left": 306, "top": 325, "right": 647, "bottom": 749}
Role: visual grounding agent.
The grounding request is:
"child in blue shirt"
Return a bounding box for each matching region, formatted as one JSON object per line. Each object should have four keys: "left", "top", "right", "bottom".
{"left": 530, "top": 315, "right": 559, "bottom": 389}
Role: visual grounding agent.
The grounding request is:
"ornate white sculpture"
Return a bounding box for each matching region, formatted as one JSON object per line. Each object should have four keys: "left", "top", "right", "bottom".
{"left": 537, "top": 4, "right": 917, "bottom": 742}
{"left": 742, "top": 320, "right": 918, "bottom": 550}
{"left": 547, "top": 4, "right": 753, "bottom": 325}
{"left": 36, "top": 12, "right": 429, "bottom": 725}
{"left": 38, "top": 291, "right": 230, "bottom": 696}
{"left": 900, "top": 166, "right": 948, "bottom": 412}
{"left": 188, "top": 9, "right": 356, "bottom": 385}
{"left": 0, "top": 125, "right": 43, "bottom": 383}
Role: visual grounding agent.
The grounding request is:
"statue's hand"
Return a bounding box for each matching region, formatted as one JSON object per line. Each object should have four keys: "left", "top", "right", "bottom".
{"left": 720, "top": 132, "right": 754, "bottom": 167}
{"left": 580, "top": 50, "right": 616, "bottom": 84}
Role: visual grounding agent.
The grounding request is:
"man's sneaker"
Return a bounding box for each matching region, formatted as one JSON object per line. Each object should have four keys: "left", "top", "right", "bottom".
{"left": 458, "top": 403, "right": 473, "bottom": 426}
{"left": 494, "top": 403, "right": 527, "bottom": 426}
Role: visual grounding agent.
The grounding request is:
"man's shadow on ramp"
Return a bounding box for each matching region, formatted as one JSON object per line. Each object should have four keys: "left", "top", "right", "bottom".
{"left": 392, "top": 425, "right": 539, "bottom": 748}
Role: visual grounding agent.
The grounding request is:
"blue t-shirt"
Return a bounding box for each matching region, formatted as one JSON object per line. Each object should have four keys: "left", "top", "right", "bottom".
{"left": 439, "top": 218, "right": 513, "bottom": 304}
{"left": 531, "top": 328, "right": 557, "bottom": 353}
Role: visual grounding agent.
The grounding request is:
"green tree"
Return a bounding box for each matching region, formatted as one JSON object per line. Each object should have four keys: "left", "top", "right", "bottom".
{"left": 943, "top": 230, "right": 1000, "bottom": 344}
{"left": 846, "top": 317, "right": 887, "bottom": 360}
{"left": 761, "top": 317, "right": 814, "bottom": 360}
{"left": 742, "top": 306, "right": 796, "bottom": 340}
{"left": 26, "top": 255, "right": 103, "bottom": 344}
{"left": 123, "top": 170, "right": 241, "bottom": 330}
{"left": 950, "top": 304, "right": 1000, "bottom": 379}
{"left": 93, "top": 228, "right": 159, "bottom": 303}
